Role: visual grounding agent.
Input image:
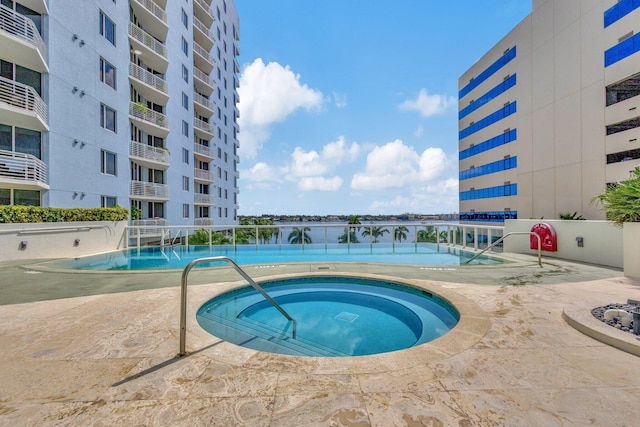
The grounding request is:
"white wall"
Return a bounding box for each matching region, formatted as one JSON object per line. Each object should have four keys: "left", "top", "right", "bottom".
{"left": 0, "top": 221, "right": 127, "bottom": 261}
{"left": 504, "top": 219, "right": 623, "bottom": 268}
{"left": 623, "top": 222, "right": 640, "bottom": 279}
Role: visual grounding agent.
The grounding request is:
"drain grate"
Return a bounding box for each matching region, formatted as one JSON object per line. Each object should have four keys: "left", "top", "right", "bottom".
{"left": 317, "top": 266, "right": 330, "bottom": 270}
{"left": 335, "top": 311, "right": 359, "bottom": 322}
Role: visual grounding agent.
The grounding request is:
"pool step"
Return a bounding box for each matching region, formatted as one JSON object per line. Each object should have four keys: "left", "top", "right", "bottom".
{"left": 197, "top": 313, "right": 350, "bottom": 357}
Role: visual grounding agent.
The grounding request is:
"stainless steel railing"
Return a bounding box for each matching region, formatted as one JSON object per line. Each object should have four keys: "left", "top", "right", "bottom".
{"left": 179, "top": 256, "right": 296, "bottom": 356}
{"left": 465, "top": 231, "right": 542, "bottom": 266}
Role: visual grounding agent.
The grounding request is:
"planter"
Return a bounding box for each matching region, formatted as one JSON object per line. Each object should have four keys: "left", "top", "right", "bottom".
{"left": 624, "top": 222, "right": 640, "bottom": 279}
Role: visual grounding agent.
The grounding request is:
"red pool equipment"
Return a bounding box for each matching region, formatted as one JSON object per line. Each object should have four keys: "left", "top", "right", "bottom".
{"left": 530, "top": 223, "right": 557, "bottom": 252}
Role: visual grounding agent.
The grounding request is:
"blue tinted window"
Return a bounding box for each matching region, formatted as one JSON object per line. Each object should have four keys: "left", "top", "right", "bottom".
{"left": 605, "top": 33, "right": 640, "bottom": 67}
{"left": 459, "top": 75, "right": 516, "bottom": 119}
{"left": 459, "top": 156, "right": 517, "bottom": 180}
{"left": 459, "top": 129, "right": 517, "bottom": 160}
{"left": 459, "top": 102, "right": 517, "bottom": 140}
{"left": 460, "top": 184, "right": 517, "bottom": 201}
{"left": 604, "top": 0, "right": 640, "bottom": 28}
{"left": 459, "top": 47, "right": 516, "bottom": 99}
{"left": 459, "top": 211, "right": 517, "bottom": 222}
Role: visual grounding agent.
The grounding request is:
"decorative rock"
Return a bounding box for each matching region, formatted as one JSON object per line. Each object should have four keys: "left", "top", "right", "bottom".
{"left": 592, "top": 303, "right": 639, "bottom": 335}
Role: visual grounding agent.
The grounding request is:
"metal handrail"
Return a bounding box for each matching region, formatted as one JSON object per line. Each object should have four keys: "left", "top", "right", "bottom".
{"left": 465, "top": 231, "right": 542, "bottom": 267}
{"left": 179, "top": 256, "right": 297, "bottom": 356}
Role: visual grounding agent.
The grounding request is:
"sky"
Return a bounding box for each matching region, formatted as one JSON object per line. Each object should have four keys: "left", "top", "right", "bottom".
{"left": 234, "top": 0, "right": 531, "bottom": 216}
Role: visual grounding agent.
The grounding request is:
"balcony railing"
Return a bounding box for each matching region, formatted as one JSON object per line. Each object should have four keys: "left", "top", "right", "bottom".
{"left": 128, "top": 22, "right": 167, "bottom": 59}
{"left": 193, "top": 41, "right": 214, "bottom": 71}
{"left": 193, "top": 0, "right": 214, "bottom": 24}
{"left": 0, "top": 4, "right": 47, "bottom": 65}
{"left": 129, "top": 63, "right": 168, "bottom": 94}
{"left": 129, "top": 181, "right": 168, "bottom": 199}
{"left": 193, "top": 16, "right": 213, "bottom": 40}
{"left": 129, "top": 101, "right": 168, "bottom": 129}
{"left": 0, "top": 75, "right": 48, "bottom": 124}
{"left": 194, "top": 217, "right": 213, "bottom": 226}
{"left": 193, "top": 67, "right": 214, "bottom": 88}
{"left": 129, "top": 218, "right": 169, "bottom": 238}
{"left": 131, "top": 0, "right": 167, "bottom": 24}
{"left": 129, "top": 140, "right": 169, "bottom": 165}
{"left": 194, "top": 117, "right": 213, "bottom": 134}
{"left": 194, "top": 168, "right": 214, "bottom": 182}
{"left": 0, "top": 149, "right": 47, "bottom": 185}
{"left": 193, "top": 92, "right": 214, "bottom": 111}
{"left": 194, "top": 193, "right": 213, "bottom": 204}
{"left": 194, "top": 142, "right": 214, "bottom": 158}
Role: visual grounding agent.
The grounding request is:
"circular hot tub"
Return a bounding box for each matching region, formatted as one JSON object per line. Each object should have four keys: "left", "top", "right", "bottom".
{"left": 196, "top": 276, "right": 459, "bottom": 357}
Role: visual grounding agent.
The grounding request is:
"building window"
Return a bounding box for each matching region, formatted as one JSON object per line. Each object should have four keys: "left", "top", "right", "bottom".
{"left": 606, "top": 72, "right": 640, "bottom": 106}
{"left": 99, "top": 58, "right": 116, "bottom": 89}
{"left": 182, "top": 121, "right": 189, "bottom": 137}
{"left": 183, "top": 204, "right": 190, "bottom": 218}
{"left": 101, "top": 150, "right": 117, "bottom": 176}
{"left": 182, "top": 176, "right": 189, "bottom": 191}
{"left": 606, "top": 148, "right": 640, "bottom": 164}
{"left": 181, "top": 8, "right": 188, "bottom": 28}
{"left": 606, "top": 117, "right": 640, "bottom": 135}
{"left": 182, "top": 148, "right": 189, "bottom": 164}
{"left": 182, "top": 64, "right": 189, "bottom": 83}
{"left": 182, "top": 37, "right": 188, "bottom": 56}
{"left": 99, "top": 11, "right": 116, "bottom": 45}
{"left": 100, "top": 104, "right": 116, "bottom": 132}
{"left": 182, "top": 93, "right": 189, "bottom": 110}
{"left": 101, "top": 196, "right": 117, "bottom": 207}
{"left": 217, "top": 147, "right": 222, "bottom": 158}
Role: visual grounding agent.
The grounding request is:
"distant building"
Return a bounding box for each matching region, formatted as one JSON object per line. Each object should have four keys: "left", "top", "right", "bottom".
{"left": 0, "top": 0, "right": 240, "bottom": 226}
{"left": 458, "top": 0, "right": 640, "bottom": 224}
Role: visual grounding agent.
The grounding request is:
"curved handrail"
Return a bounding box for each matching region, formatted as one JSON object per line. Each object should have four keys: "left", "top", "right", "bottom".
{"left": 179, "top": 256, "right": 296, "bottom": 356}
{"left": 464, "top": 232, "right": 542, "bottom": 267}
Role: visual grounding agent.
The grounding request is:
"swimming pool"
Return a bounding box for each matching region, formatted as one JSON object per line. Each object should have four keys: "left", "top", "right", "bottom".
{"left": 196, "top": 276, "right": 459, "bottom": 357}
{"left": 56, "top": 243, "right": 503, "bottom": 270}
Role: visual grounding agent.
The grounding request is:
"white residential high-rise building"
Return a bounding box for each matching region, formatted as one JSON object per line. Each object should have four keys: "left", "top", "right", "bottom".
{"left": 0, "top": 0, "right": 240, "bottom": 226}
{"left": 458, "top": 0, "right": 640, "bottom": 224}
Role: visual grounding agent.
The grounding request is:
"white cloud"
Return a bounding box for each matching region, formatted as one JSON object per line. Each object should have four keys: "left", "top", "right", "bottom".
{"left": 285, "top": 137, "right": 360, "bottom": 191}
{"left": 399, "top": 89, "right": 455, "bottom": 117}
{"left": 369, "top": 178, "right": 459, "bottom": 213}
{"left": 240, "top": 162, "right": 283, "bottom": 190}
{"left": 238, "top": 58, "right": 324, "bottom": 159}
{"left": 332, "top": 92, "right": 347, "bottom": 108}
{"left": 351, "top": 140, "right": 447, "bottom": 190}
{"left": 414, "top": 124, "right": 424, "bottom": 138}
{"left": 298, "top": 176, "right": 344, "bottom": 191}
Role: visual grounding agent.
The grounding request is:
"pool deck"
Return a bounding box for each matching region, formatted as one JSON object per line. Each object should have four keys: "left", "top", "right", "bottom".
{"left": 1, "top": 254, "right": 639, "bottom": 426}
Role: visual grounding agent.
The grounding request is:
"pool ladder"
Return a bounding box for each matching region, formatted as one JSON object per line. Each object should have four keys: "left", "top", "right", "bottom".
{"left": 179, "top": 256, "right": 297, "bottom": 356}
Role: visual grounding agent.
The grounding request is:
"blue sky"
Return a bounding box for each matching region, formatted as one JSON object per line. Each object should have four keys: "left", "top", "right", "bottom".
{"left": 234, "top": 0, "right": 531, "bottom": 216}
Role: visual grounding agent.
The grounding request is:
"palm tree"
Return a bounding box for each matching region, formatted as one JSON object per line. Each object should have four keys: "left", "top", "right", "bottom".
{"left": 362, "top": 225, "right": 389, "bottom": 243}
{"left": 416, "top": 226, "right": 437, "bottom": 243}
{"left": 394, "top": 226, "right": 409, "bottom": 243}
{"left": 338, "top": 227, "right": 360, "bottom": 244}
{"left": 288, "top": 227, "right": 312, "bottom": 244}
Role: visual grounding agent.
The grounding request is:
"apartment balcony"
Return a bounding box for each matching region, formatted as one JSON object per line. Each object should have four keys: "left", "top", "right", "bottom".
{"left": 130, "top": 0, "right": 168, "bottom": 41}
{"left": 193, "top": 92, "right": 214, "bottom": 117}
{"left": 0, "top": 76, "right": 48, "bottom": 131}
{"left": 0, "top": 4, "right": 47, "bottom": 73}
{"left": 129, "top": 140, "right": 169, "bottom": 169}
{"left": 194, "top": 117, "right": 214, "bottom": 139}
{"left": 0, "top": 149, "right": 48, "bottom": 190}
{"left": 193, "top": 41, "right": 214, "bottom": 75}
{"left": 193, "top": 67, "right": 214, "bottom": 96}
{"left": 129, "top": 180, "right": 168, "bottom": 201}
{"left": 128, "top": 22, "right": 168, "bottom": 74}
{"left": 193, "top": 0, "right": 214, "bottom": 27}
{"left": 193, "top": 16, "right": 214, "bottom": 51}
{"left": 129, "top": 218, "right": 168, "bottom": 239}
{"left": 17, "top": 0, "right": 48, "bottom": 14}
{"left": 129, "top": 101, "right": 169, "bottom": 138}
{"left": 194, "top": 193, "right": 214, "bottom": 205}
{"left": 194, "top": 142, "right": 214, "bottom": 160}
{"left": 194, "top": 167, "right": 214, "bottom": 183}
{"left": 129, "top": 62, "right": 168, "bottom": 106}
{"left": 194, "top": 217, "right": 213, "bottom": 226}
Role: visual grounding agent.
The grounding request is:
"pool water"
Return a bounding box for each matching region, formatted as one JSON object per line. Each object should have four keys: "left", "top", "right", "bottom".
{"left": 57, "top": 243, "right": 502, "bottom": 270}
{"left": 196, "top": 276, "right": 459, "bottom": 357}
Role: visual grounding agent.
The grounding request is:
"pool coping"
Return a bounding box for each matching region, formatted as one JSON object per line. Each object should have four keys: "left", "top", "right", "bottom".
{"left": 184, "top": 271, "right": 491, "bottom": 375}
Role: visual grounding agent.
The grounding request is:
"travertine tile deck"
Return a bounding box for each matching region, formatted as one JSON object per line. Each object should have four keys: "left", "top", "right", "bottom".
{"left": 0, "top": 258, "right": 639, "bottom": 426}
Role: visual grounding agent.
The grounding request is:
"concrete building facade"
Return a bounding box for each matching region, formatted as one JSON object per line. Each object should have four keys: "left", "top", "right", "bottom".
{"left": 458, "top": 0, "right": 640, "bottom": 223}
{"left": 0, "top": 0, "right": 240, "bottom": 226}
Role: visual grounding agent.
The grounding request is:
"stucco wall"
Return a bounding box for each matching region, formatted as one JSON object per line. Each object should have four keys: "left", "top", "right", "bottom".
{"left": 623, "top": 222, "right": 640, "bottom": 279}
{"left": 0, "top": 221, "right": 127, "bottom": 261}
{"left": 504, "top": 219, "right": 623, "bottom": 268}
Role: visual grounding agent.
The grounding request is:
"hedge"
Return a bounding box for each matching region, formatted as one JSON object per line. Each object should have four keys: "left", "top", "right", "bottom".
{"left": 0, "top": 206, "right": 129, "bottom": 224}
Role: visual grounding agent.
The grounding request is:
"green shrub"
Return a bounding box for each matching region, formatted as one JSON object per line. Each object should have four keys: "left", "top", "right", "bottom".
{"left": 592, "top": 167, "right": 640, "bottom": 226}
{"left": 0, "top": 206, "right": 129, "bottom": 224}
